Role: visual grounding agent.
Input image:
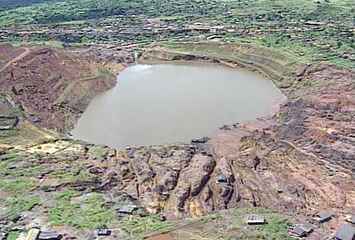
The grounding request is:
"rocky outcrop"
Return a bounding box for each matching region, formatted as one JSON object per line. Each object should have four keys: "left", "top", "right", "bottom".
{"left": 105, "top": 123, "right": 354, "bottom": 219}
{"left": 0, "top": 43, "right": 354, "bottom": 239}
{"left": 131, "top": 43, "right": 355, "bottom": 221}
{"left": 0, "top": 44, "right": 118, "bottom": 132}
{"left": 140, "top": 43, "right": 295, "bottom": 87}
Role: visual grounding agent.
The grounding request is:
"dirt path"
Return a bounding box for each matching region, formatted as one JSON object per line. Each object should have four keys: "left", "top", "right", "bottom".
{"left": 53, "top": 74, "right": 101, "bottom": 105}
{"left": 0, "top": 47, "right": 31, "bottom": 73}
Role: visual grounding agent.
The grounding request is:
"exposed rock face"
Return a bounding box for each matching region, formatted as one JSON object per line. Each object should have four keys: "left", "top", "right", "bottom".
{"left": 108, "top": 123, "right": 354, "bottom": 219}
{"left": 0, "top": 43, "right": 354, "bottom": 238}
{"left": 134, "top": 44, "right": 355, "bottom": 218}
{"left": 0, "top": 44, "right": 117, "bottom": 132}
{"left": 1, "top": 120, "right": 352, "bottom": 226}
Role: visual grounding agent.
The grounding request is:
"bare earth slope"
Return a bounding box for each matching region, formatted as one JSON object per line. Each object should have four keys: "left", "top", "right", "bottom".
{"left": 0, "top": 43, "right": 354, "bottom": 239}
{"left": 0, "top": 43, "right": 116, "bottom": 132}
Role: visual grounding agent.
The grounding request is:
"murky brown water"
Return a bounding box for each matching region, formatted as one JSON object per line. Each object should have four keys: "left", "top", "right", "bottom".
{"left": 72, "top": 64, "right": 284, "bottom": 148}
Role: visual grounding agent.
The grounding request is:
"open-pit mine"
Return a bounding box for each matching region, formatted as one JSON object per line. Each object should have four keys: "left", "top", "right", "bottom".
{"left": 0, "top": 1, "right": 354, "bottom": 239}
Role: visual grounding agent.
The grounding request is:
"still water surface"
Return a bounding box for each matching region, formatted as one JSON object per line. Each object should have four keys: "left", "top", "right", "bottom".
{"left": 72, "top": 64, "right": 284, "bottom": 148}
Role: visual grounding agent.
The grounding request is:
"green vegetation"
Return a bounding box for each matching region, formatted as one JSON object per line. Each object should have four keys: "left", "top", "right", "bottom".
{"left": 0, "top": 0, "right": 353, "bottom": 68}
{"left": 46, "top": 167, "right": 96, "bottom": 185}
{"left": 0, "top": 0, "right": 57, "bottom": 10}
{"left": 120, "top": 215, "right": 174, "bottom": 239}
{"left": 230, "top": 208, "right": 293, "bottom": 240}
{"left": 0, "top": 150, "right": 44, "bottom": 178}
{"left": 49, "top": 190, "right": 115, "bottom": 229}
{"left": 0, "top": 0, "right": 227, "bottom": 25}
{"left": 5, "top": 194, "right": 41, "bottom": 220}
{"left": 0, "top": 178, "right": 36, "bottom": 192}
{"left": 98, "top": 67, "right": 115, "bottom": 79}
{"left": 86, "top": 145, "right": 109, "bottom": 160}
{"left": 0, "top": 129, "right": 18, "bottom": 139}
{"left": 6, "top": 231, "right": 20, "bottom": 240}
{"left": 260, "top": 215, "right": 292, "bottom": 240}
{"left": 0, "top": 0, "right": 353, "bottom": 238}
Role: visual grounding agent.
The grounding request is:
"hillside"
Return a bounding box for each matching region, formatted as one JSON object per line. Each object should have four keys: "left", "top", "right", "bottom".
{"left": 0, "top": 0, "right": 354, "bottom": 240}
{"left": 0, "top": 0, "right": 353, "bottom": 69}
{"left": 0, "top": 0, "right": 57, "bottom": 10}
{"left": 0, "top": 41, "right": 354, "bottom": 240}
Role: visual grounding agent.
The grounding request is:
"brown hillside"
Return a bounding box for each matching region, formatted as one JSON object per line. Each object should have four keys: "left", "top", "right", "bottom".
{"left": 0, "top": 44, "right": 116, "bottom": 132}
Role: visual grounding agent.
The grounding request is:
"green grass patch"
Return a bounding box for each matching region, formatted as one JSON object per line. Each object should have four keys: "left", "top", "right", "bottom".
{"left": 199, "top": 212, "right": 223, "bottom": 223}
{"left": 6, "top": 231, "right": 20, "bottom": 240}
{"left": 98, "top": 67, "right": 115, "bottom": 78}
{"left": 120, "top": 215, "right": 174, "bottom": 239}
{"left": 46, "top": 166, "right": 96, "bottom": 185}
{"left": 5, "top": 194, "right": 40, "bottom": 220}
{"left": 0, "top": 151, "right": 44, "bottom": 178}
{"left": 231, "top": 208, "right": 293, "bottom": 240}
{"left": 0, "top": 178, "right": 36, "bottom": 193}
{"left": 87, "top": 145, "right": 109, "bottom": 160}
{"left": 49, "top": 190, "right": 115, "bottom": 229}
{"left": 0, "top": 129, "right": 20, "bottom": 142}
{"left": 260, "top": 214, "right": 293, "bottom": 240}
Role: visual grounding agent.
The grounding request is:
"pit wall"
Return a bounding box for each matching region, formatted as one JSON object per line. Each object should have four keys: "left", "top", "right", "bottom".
{"left": 140, "top": 42, "right": 298, "bottom": 94}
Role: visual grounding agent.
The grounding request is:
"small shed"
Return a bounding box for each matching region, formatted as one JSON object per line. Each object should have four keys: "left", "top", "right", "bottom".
{"left": 246, "top": 214, "right": 266, "bottom": 225}
{"left": 117, "top": 205, "right": 138, "bottom": 214}
{"left": 216, "top": 175, "right": 228, "bottom": 183}
{"left": 315, "top": 211, "right": 334, "bottom": 223}
{"left": 95, "top": 229, "right": 111, "bottom": 236}
{"left": 288, "top": 224, "right": 313, "bottom": 238}
{"left": 289, "top": 226, "right": 307, "bottom": 237}
{"left": 38, "top": 231, "right": 62, "bottom": 240}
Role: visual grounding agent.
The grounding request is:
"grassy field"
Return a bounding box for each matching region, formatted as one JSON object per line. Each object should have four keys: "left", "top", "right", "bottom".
{"left": 0, "top": 0, "right": 227, "bottom": 25}
{"left": 1, "top": 0, "right": 353, "bottom": 26}
{"left": 0, "top": 0, "right": 353, "bottom": 68}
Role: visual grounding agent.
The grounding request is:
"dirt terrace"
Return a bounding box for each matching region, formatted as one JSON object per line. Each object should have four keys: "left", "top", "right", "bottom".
{"left": 0, "top": 43, "right": 354, "bottom": 239}
{"left": 0, "top": 43, "right": 117, "bottom": 132}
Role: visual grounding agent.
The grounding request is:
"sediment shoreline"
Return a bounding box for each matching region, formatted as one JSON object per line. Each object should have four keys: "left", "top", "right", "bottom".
{"left": 0, "top": 42, "right": 354, "bottom": 239}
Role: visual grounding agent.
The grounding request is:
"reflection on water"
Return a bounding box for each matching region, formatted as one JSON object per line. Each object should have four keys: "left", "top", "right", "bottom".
{"left": 72, "top": 64, "right": 284, "bottom": 148}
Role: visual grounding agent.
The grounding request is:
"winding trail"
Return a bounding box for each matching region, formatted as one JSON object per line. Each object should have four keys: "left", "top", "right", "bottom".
{"left": 0, "top": 47, "right": 31, "bottom": 73}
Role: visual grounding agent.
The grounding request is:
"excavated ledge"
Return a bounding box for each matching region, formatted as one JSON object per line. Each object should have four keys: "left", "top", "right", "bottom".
{"left": 140, "top": 43, "right": 297, "bottom": 92}
{"left": 0, "top": 42, "right": 354, "bottom": 238}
